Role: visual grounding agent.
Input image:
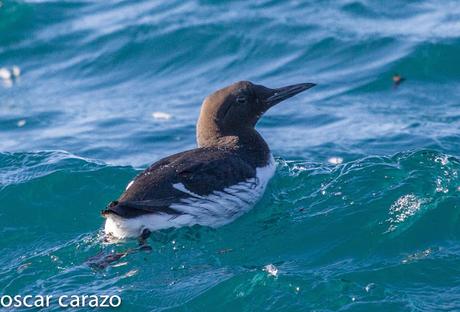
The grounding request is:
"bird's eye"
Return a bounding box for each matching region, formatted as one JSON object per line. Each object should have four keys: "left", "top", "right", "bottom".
{"left": 236, "top": 95, "right": 247, "bottom": 104}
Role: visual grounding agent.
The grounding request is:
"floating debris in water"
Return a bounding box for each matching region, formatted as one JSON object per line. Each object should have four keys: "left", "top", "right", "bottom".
{"left": 264, "top": 264, "right": 278, "bottom": 277}
{"left": 0, "top": 66, "right": 21, "bottom": 88}
{"left": 402, "top": 248, "right": 432, "bottom": 264}
{"left": 152, "top": 111, "right": 172, "bottom": 120}
{"left": 392, "top": 73, "right": 405, "bottom": 88}
{"left": 217, "top": 248, "right": 233, "bottom": 254}
{"left": 328, "top": 156, "right": 343, "bottom": 165}
{"left": 17, "top": 119, "right": 26, "bottom": 127}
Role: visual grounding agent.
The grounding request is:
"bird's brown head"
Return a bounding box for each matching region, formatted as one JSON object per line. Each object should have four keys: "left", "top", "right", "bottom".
{"left": 196, "top": 80, "right": 316, "bottom": 147}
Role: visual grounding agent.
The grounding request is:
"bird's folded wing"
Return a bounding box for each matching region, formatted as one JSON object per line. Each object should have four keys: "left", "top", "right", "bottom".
{"left": 104, "top": 148, "right": 257, "bottom": 218}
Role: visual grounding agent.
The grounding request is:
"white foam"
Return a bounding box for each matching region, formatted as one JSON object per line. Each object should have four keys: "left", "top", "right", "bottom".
{"left": 328, "top": 156, "right": 343, "bottom": 165}
{"left": 152, "top": 111, "right": 172, "bottom": 120}
{"left": 387, "top": 194, "right": 422, "bottom": 232}
{"left": 264, "top": 264, "right": 278, "bottom": 277}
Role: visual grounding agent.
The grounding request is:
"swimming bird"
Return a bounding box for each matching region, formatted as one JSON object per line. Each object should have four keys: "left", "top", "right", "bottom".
{"left": 102, "top": 81, "right": 315, "bottom": 239}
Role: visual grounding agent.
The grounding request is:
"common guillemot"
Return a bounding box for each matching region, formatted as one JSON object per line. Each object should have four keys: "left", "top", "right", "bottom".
{"left": 102, "top": 81, "right": 315, "bottom": 239}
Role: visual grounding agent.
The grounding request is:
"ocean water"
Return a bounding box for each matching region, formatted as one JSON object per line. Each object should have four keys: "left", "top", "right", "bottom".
{"left": 1, "top": 0, "right": 460, "bottom": 311}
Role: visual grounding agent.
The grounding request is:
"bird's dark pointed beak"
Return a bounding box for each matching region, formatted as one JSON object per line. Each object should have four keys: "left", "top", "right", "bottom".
{"left": 264, "top": 82, "right": 316, "bottom": 107}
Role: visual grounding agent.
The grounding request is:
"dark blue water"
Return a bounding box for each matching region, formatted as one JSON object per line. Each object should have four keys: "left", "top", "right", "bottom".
{"left": 1, "top": 0, "right": 460, "bottom": 311}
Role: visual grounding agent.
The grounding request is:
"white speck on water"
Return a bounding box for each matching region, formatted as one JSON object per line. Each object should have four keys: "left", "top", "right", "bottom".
{"left": 152, "top": 111, "right": 172, "bottom": 120}
{"left": 0, "top": 66, "right": 21, "bottom": 80}
{"left": 264, "top": 264, "right": 278, "bottom": 277}
{"left": 365, "top": 283, "right": 375, "bottom": 292}
{"left": 124, "top": 269, "right": 138, "bottom": 277}
{"left": 12, "top": 65, "right": 21, "bottom": 77}
{"left": 434, "top": 155, "right": 448, "bottom": 166}
{"left": 112, "top": 261, "right": 128, "bottom": 267}
{"left": 0, "top": 67, "right": 11, "bottom": 80}
{"left": 435, "top": 178, "right": 449, "bottom": 193}
{"left": 327, "top": 156, "right": 343, "bottom": 165}
{"left": 17, "top": 119, "right": 26, "bottom": 127}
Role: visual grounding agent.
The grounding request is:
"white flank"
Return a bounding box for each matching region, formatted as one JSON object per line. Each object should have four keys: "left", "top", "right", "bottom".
{"left": 104, "top": 155, "right": 276, "bottom": 238}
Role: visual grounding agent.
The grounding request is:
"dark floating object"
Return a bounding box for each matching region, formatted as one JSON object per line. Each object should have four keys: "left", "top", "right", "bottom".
{"left": 392, "top": 73, "right": 406, "bottom": 88}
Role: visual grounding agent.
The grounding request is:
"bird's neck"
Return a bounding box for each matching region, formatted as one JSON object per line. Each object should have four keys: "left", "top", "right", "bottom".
{"left": 196, "top": 123, "right": 270, "bottom": 167}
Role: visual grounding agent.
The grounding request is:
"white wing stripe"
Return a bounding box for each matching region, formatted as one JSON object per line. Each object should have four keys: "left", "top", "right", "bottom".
{"left": 172, "top": 183, "right": 205, "bottom": 199}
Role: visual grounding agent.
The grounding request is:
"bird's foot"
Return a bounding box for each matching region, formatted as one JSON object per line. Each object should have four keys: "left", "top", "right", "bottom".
{"left": 137, "top": 229, "right": 152, "bottom": 252}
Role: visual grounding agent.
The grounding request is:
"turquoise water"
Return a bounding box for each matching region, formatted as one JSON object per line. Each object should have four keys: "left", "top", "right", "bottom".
{"left": 1, "top": 0, "right": 460, "bottom": 311}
